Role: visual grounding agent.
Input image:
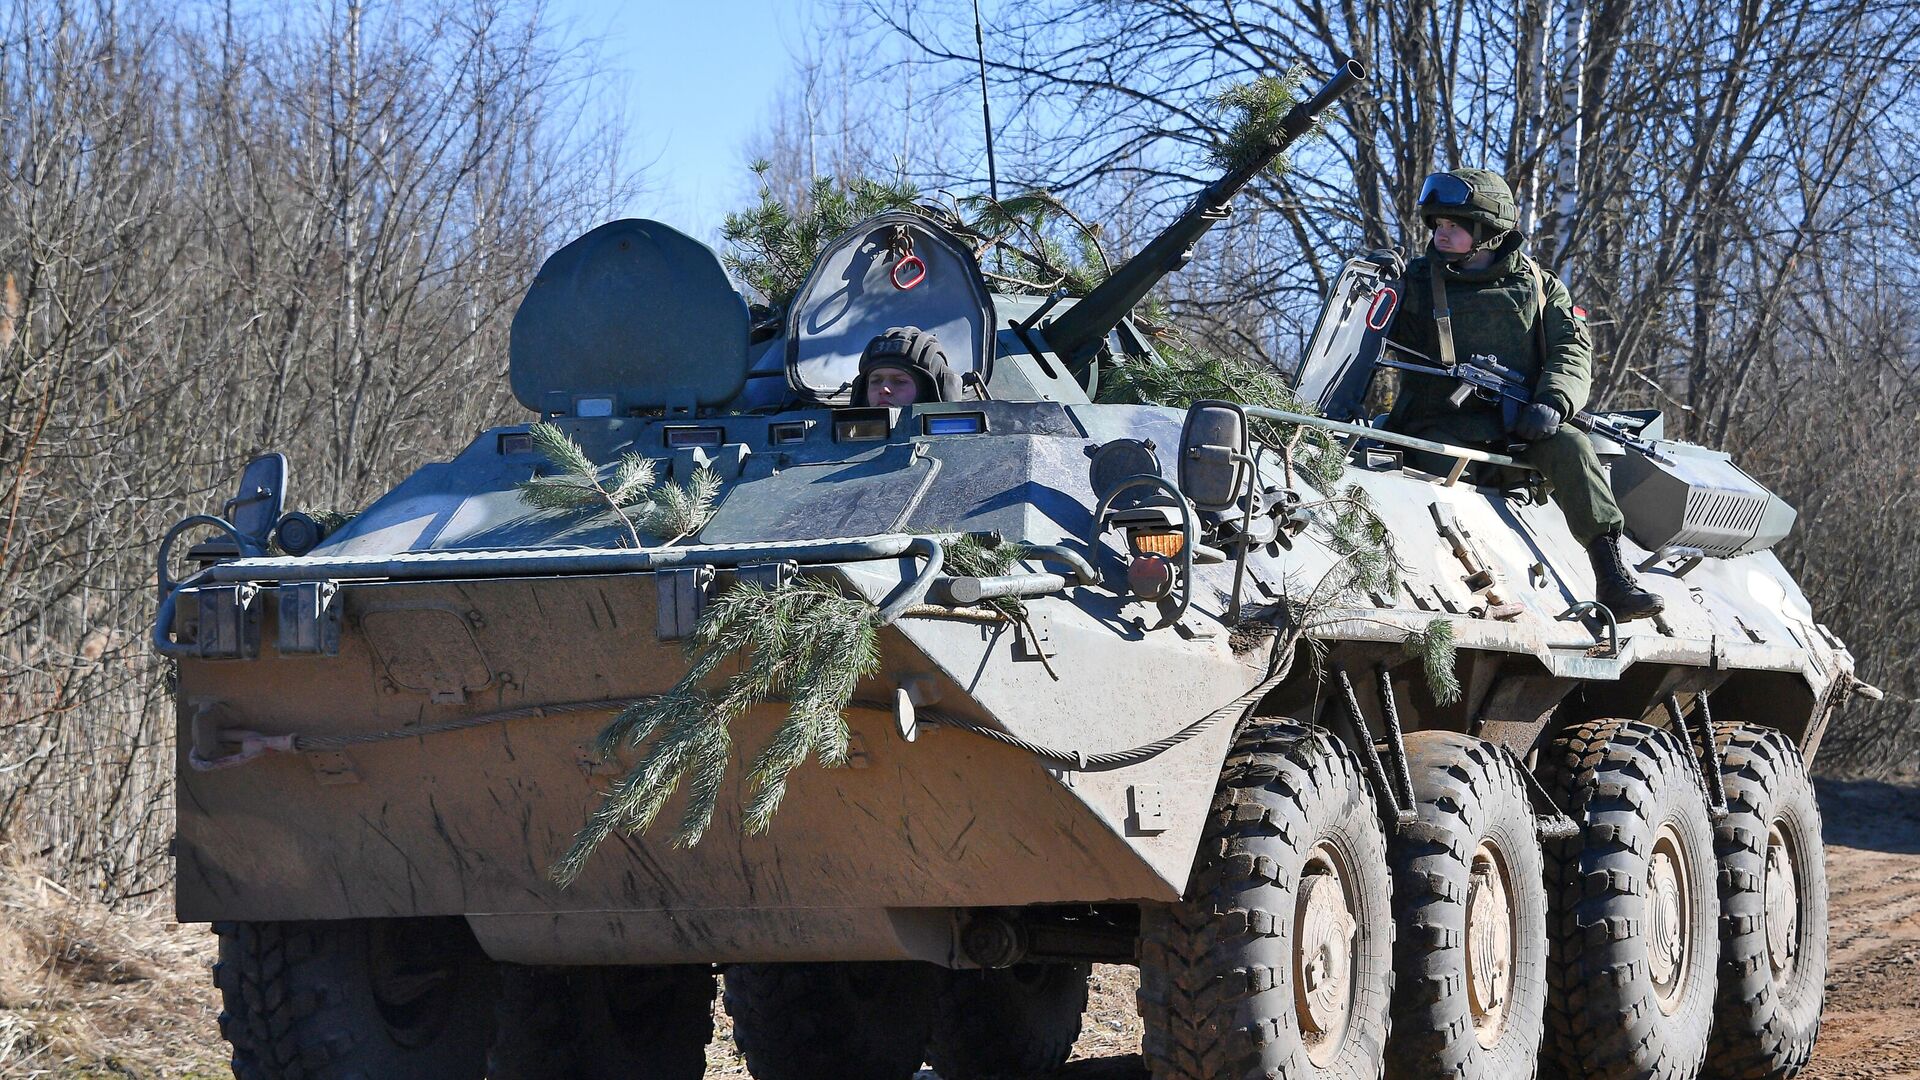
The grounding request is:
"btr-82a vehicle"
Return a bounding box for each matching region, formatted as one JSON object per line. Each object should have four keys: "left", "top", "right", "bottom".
{"left": 158, "top": 59, "right": 1867, "bottom": 1080}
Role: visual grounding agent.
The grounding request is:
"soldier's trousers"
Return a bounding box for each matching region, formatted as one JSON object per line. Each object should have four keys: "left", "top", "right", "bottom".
{"left": 1404, "top": 426, "right": 1625, "bottom": 546}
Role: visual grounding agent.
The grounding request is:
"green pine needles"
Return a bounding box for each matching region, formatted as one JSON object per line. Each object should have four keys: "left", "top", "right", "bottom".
{"left": 1404, "top": 619, "right": 1461, "bottom": 706}
{"left": 939, "top": 534, "right": 1029, "bottom": 619}
{"left": 551, "top": 577, "right": 882, "bottom": 885}
{"left": 1098, "top": 337, "right": 1348, "bottom": 494}
{"left": 1209, "top": 66, "right": 1311, "bottom": 176}
{"left": 963, "top": 190, "right": 1113, "bottom": 297}
{"left": 722, "top": 165, "right": 921, "bottom": 309}
{"left": 517, "top": 423, "right": 720, "bottom": 546}
{"left": 1100, "top": 343, "right": 1457, "bottom": 708}
{"left": 551, "top": 535, "right": 1040, "bottom": 884}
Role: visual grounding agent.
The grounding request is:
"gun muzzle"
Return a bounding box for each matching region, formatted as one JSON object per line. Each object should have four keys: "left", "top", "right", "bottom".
{"left": 1285, "top": 58, "right": 1368, "bottom": 142}
{"left": 1043, "top": 54, "right": 1370, "bottom": 367}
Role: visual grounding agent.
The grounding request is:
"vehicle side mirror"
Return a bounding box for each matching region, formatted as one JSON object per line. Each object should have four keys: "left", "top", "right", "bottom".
{"left": 226, "top": 453, "right": 287, "bottom": 552}
{"left": 1178, "top": 401, "right": 1250, "bottom": 512}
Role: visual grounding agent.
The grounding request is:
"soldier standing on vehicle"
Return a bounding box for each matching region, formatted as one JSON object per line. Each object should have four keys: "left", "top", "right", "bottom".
{"left": 1383, "top": 168, "right": 1664, "bottom": 621}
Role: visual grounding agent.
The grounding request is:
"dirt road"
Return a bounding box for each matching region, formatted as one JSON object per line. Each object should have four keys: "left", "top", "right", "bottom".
{"left": 1794, "top": 779, "right": 1920, "bottom": 1080}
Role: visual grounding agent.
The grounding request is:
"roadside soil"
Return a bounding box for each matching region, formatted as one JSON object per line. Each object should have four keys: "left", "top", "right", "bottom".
{"left": 3, "top": 777, "right": 1916, "bottom": 1078}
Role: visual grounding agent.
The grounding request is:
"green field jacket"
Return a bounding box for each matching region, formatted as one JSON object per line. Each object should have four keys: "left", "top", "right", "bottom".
{"left": 1384, "top": 234, "right": 1595, "bottom": 445}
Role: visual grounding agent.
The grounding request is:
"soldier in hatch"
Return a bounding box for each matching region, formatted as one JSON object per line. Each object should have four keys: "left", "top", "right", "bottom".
{"left": 1383, "top": 168, "right": 1664, "bottom": 620}
{"left": 851, "top": 326, "right": 962, "bottom": 408}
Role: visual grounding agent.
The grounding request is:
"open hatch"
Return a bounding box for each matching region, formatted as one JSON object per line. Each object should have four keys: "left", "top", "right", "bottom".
{"left": 1290, "top": 256, "right": 1400, "bottom": 421}
{"left": 784, "top": 211, "right": 994, "bottom": 404}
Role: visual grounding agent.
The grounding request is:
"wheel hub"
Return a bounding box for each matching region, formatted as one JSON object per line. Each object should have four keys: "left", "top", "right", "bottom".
{"left": 368, "top": 923, "right": 461, "bottom": 1050}
{"left": 1465, "top": 843, "right": 1515, "bottom": 1048}
{"left": 1764, "top": 822, "right": 1800, "bottom": 981}
{"left": 1647, "top": 823, "right": 1694, "bottom": 1015}
{"left": 1294, "top": 852, "right": 1357, "bottom": 1064}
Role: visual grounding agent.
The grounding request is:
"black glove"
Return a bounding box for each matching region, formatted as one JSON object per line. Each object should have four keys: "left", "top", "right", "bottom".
{"left": 1514, "top": 401, "right": 1563, "bottom": 441}
{"left": 1360, "top": 246, "right": 1405, "bottom": 279}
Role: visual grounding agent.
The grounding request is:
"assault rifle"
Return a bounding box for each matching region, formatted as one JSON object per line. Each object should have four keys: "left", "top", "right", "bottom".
{"left": 1376, "top": 345, "right": 1672, "bottom": 464}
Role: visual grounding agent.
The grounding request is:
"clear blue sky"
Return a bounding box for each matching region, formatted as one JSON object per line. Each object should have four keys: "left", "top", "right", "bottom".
{"left": 550, "top": 0, "right": 822, "bottom": 242}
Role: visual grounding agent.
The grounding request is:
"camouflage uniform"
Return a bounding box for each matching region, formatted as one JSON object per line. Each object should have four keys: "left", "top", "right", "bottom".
{"left": 1383, "top": 231, "right": 1624, "bottom": 546}
{"left": 1385, "top": 167, "right": 1660, "bottom": 619}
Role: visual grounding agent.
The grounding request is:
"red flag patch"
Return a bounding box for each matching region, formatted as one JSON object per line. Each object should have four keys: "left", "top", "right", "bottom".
{"left": 1572, "top": 305, "right": 1589, "bottom": 320}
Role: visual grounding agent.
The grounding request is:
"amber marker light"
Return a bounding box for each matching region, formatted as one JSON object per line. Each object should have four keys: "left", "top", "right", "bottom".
{"left": 1129, "top": 529, "right": 1185, "bottom": 558}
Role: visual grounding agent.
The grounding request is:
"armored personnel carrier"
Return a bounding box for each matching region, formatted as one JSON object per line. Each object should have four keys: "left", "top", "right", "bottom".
{"left": 158, "top": 59, "right": 1866, "bottom": 1080}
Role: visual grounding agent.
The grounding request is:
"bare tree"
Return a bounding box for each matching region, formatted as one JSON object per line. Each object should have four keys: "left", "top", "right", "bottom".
{"left": 0, "top": 0, "right": 637, "bottom": 898}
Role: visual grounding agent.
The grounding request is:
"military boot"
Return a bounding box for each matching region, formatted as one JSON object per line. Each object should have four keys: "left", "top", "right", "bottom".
{"left": 1587, "top": 529, "right": 1664, "bottom": 621}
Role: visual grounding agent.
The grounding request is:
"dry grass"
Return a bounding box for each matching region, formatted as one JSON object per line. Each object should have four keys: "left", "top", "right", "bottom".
{"left": 0, "top": 854, "right": 225, "bottom": 1079}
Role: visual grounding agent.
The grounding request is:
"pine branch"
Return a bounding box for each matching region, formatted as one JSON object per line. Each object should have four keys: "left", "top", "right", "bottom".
{"left": 1405, "top": 619, "right": 1461, "bottom": 705}
{"left": 516, "top": 422, "right": 646, "bottom": 547}
{"left": 941, "top": 535, "right": 1029, "bottom": 618}
{"left": 551, "top": 578, "right": 882, "bottom": 884}
{"left": 642, "top": 466, "right": 722, "bottom": 545}
{"left": 721, "top": 165, "right": 921, "bottom": 309}
{"left": 609, "top": 453, "right": 657, "bottom": 506}
{"left": 528, "top": 421, "right": 594, "bottom": 477}
{"left": 1208, "top": 66, "right": 1311, "bottom": 176}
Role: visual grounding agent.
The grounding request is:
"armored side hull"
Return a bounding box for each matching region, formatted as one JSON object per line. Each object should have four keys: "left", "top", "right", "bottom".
{"left": 167, "top": 400, "right": 1853, "bottom": 966}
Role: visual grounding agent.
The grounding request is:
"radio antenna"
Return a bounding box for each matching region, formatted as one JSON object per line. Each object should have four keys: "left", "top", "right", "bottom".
{"left": 972, "top": 0, "right": 1000, "bottom": 203}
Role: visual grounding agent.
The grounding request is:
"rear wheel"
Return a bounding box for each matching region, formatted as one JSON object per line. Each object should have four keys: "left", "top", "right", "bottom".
{"left": 723, "top": 961, "right": 935, "bottom": 1080}
{"left": 1386, "top": 732, "right": 1548, "bottom": 1079}
{"left": 1704, "top": 723, "right": 1827, "bottom": 1078}
{"left": 926, "top": 961, "right": 1089, "bottom": 1080}
{"left": 1139, "top": 720, "right": 1393, "bottom": 1080}
{"left": 488, "top": 963, "right": 714, "bottom": 1080}
{"left": 1542, "top": 719, "right": 1718, "bottom": 1080}
{"left": 214, "top": 917, "right": 496, "bottom": 1080}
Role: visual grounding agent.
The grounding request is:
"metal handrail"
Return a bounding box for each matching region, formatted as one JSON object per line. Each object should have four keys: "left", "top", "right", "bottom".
{"left": 1240, "top": 406, "right": 1536, "bottom": 480}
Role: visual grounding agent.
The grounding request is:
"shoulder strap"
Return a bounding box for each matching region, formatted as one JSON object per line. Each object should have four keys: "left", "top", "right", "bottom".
{"left": 1527, "top": 255, "right": 1549, "bottom": 367}
{"left": 1428, "top": 261, "right": 1457, "bottom": 369}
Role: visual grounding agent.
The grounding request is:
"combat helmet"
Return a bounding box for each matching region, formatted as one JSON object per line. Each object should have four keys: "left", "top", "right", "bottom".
{"left": 1418, "top": 167, "right": 1519, "bottom": 249}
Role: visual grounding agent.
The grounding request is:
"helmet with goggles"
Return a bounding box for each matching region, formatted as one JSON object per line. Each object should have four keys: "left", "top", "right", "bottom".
{"left": 1417, "top": 168, "right": 1519, "bottom": 243}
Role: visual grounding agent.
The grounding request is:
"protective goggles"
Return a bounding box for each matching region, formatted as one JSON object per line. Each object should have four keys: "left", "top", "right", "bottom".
{"left": 1417, "top": 172, "right": 1473, "bottom": 207}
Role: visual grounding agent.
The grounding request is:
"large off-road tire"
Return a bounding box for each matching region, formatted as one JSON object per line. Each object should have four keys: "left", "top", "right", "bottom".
{"left": 1704, "top": 723, "right": 1828, "bottom": 1079}
{"left": 1139, "top": 721, "right": 1393, "bottom": 1080}
{"left": 926, "top": 961, "right": 1090, "bottom": 1080}
{"left": 1386, "top": 732, "right": 1548, "bottom": 1079}
{"left": 1542, "top": 719, "right": 1719, "bottom": 1080}
{"left": 488, "top": 963, "right": 715, "bottom": 1080}
{"left": 214, "top": 917, "right": 497, "bottom": 1080}
{"left": 723, "top": 961, "right": 936, "bottom": 1080}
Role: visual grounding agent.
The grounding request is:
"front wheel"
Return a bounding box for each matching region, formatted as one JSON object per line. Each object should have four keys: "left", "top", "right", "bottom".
{"left": 926, "top": 962, "right": 1089, "bottom": 1080}
{"left": 214, "top": 918, "right": 497, "bottom": 1080}
{"left": 488, "top": 963, "right": 714, "bottom": 1080}
{"left": 1139, "top": 721, "right": 1393, "bottom": 1080}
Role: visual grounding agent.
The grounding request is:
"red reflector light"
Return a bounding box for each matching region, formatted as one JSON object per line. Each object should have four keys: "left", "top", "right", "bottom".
{"left": 1128, "top": 554, "right": 1174, "bottom": 600}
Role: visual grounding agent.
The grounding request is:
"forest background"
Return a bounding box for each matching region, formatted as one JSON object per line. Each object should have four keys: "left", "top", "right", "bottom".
{"left": 1, "top": 0, "right": 1916, "bottom": 904}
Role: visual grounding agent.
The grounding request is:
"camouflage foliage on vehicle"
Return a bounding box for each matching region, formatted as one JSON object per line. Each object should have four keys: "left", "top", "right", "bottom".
{"left": 549, "top": 533, "right": 1027, "bottom": 882}
{"left": 517, "top": 423, "right": 720, "bottom": 546}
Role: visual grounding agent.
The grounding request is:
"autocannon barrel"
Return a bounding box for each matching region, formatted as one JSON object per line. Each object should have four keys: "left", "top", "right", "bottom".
{"left": 1043, "top": 57, "right": 1368, "bottom": 367}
